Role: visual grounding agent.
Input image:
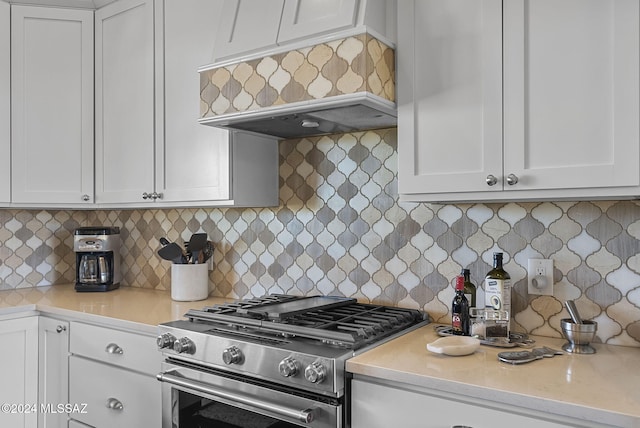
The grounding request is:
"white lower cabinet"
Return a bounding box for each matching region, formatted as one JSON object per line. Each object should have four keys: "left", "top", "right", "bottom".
{"left": 0, "top": 316, "right": 39, "bottom": 428}
{"left": 351, "top": 377, "right": 589, "bottom": 428}
{"left": 38, "top": 317, "right": 70, "bottom": 428}
{"left": 68, "top": 321, "right": 162, "bottom": 428}
{"left": 69, "top": 356, "right": 160, "bottom": 427}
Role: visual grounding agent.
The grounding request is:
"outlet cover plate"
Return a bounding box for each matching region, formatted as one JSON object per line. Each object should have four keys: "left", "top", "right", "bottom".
{"left": 527, "top": 259, "right": 554, "bottom": 296}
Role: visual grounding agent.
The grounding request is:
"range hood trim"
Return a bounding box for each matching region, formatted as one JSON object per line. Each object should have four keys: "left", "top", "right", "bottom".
{"left": 198, "top": 92, "right": 397, "bottom": 139}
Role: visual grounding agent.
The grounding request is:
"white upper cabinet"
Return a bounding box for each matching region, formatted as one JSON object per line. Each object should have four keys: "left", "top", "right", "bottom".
{"left": 95, "top": 0, "right": 278, "bottom": 208}
{"left": 11, "top": 5, "right": 94, "bottom": 205}
{"left": 95, "top": 0, "right": 155, "bottom": 205}
{"left": 157, "top": 0, "right": 231, "bottom": 203}
{"left": 159, "top": 0, "right": 278, "bottom": 206}
{"left": 502, "top": 0, "right": 639, "bottom": 194}
{"left": 212, "top": 0, "right": 391, "bottom": 62}
{"left": 398, "top": 0, "right": 640, "bottom": 202}
{"left": 0, "top": 1, "right": 9, "bottom": 205}
{"left": 397, "top": 1, "right": 503, "bottom": 197}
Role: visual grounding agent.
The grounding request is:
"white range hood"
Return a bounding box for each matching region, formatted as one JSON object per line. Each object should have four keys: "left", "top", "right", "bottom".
{"left": 198, "top": 32, "right": 396, "bottom": 139}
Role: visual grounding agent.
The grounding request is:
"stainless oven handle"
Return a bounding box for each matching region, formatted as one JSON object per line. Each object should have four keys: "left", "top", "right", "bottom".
{"left": 157, "top": 371, "right": 315, "bottom": 424}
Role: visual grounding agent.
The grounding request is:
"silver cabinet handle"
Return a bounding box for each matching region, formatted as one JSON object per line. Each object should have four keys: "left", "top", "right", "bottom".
{"left": 105, "top": 343, "right": 124, "bottom": 355}
{"left": 157, "top": 371, "right": 314, "bottom": 424}
{"left": 486, "top": 174, "right": 498, "bottom": 186}
{"left": 56, "top": 325, "right": 67, "bottom": 333}
{"left": 142, "top": 192, "right": 163, "bottom": 200}
{"left": 507, "top": 173, "right": 519, "bottom": 185}
{"left": 82, "top": 194, "right": 90, "bottom": 202}
{"left": 105, "top": 398, "right": 123, "bottom": 411}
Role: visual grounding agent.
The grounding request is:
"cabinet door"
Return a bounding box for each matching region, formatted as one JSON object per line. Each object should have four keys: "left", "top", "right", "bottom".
{"left": 397, "top": 0, "right": 503, "bottom": 196}
{"left": 503, "top": 0, "right": 640, "bottom": 192}
{"left": 277, "top": 0, "right": 358, "bottom": 44}
{"left": 157, "top": 0, "right": 232, "bottom": 202}
{"left": 212, "top": 0, "right": 283, "bottom": 61}
{"left": 352, "top": 379, "right": 569, "bottom": 428}
{"left": 0, "top": 1, "right": 9, "bottom": 205}
{"left": 38, "top": 318, "right": 69, "bottom": 428}
{"left": 0, "top": 317, "right": 38, "bottom": 428}
{"left": 95, "top": 0, "right": 155, "bottom": 204}
{"left": 11, "top": 6, "right": 94, "bottom": 205}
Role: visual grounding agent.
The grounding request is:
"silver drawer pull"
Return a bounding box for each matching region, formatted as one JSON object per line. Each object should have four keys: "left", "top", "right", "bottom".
{"left": 105, "top": 398, "right": 123, "bottom": 411}
{"left": 56, "top": 325, "right": 67, "bottom": 333}
{"left": 105, "top": 343, "right": 124, "bottom": 355}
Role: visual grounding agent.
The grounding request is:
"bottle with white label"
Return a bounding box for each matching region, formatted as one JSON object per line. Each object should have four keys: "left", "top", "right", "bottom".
{"left": 484, "top": 252, "right": 511, "bottom": 336}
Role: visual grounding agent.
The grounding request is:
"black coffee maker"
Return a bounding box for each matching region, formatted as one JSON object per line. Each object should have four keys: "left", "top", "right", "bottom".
{"left": 74, "top": 226, "right": 122, "bottom": 292}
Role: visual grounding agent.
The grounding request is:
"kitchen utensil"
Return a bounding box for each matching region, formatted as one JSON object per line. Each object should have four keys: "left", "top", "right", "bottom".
{"left": 188, "top": 233, "right": 208, "bottom": 264}
{"left": 200, "top": 240, "right": 214, "bottom": 264}
{"left": 565, "top": 300, "right": 583, "bottom": 324}
{"left": 159, "top": 237, "right": 171, "bottom": 247}
{"left": 427, "top": 336, "right": 480, "bottom": 356}
{"left": 561, "top": 318, "right": 597, "bottom": 354}
{"left": 498, "top": 347, "right": 563, "bottom": 364}
{"left": 158, "top": 242, "right": 187, "bottom": 264}
{"left": 498, "top": 350, "right": 541, "bottom": 364}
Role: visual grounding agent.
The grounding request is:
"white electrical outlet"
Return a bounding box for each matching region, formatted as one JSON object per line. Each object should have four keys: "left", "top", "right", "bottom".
{"left": 527, "top": 259, "right": 554, "bottom": 296}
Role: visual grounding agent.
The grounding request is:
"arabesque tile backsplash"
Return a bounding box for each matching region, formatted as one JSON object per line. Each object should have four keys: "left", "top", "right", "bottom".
{"left": 0, "top": 128, "right": 639, "bottom": 347}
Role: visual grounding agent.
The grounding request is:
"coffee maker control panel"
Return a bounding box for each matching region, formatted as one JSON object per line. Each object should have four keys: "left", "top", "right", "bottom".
{"left": 75, "top": 238, "right": 107, "bottom": 252}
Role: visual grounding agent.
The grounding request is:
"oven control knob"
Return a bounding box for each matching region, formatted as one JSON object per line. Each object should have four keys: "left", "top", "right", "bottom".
{"left": 222, "top": 346, "right": 243, "bottom": 365}
{"left": 156, "top": 333, "right": 176, "bottom": 349}
{"left": 278, "top": 357, "right": 299, "bottom": 377}
{"left": 173, "top": 337, "right": 196, "bottom": 354}
{"left": 304, "top": 362, "right": 326, "bottom": 384}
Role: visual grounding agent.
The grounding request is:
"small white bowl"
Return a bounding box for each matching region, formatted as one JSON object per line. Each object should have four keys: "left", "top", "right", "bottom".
{"left": 427, "top": 336, "right": 480, "bottom": 356}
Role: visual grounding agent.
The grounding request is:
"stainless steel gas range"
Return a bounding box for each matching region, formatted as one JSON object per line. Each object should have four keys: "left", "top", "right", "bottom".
{"left": 156, "top": 294, "right": 428, "bottom": 428}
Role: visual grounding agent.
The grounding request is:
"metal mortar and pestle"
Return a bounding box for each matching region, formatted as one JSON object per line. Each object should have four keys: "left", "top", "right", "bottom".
{"left": 561, "top": 300, "right": 597, "bottom": 354}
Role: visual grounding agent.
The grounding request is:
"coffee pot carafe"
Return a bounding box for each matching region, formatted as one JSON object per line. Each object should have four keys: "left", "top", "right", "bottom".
{"left": 74, "top": 227, "right": 121, "bottom": 292}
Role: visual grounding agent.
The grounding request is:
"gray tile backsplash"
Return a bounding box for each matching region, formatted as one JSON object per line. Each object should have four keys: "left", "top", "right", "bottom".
{"left": 0, "top": 128, "right": 639, "bottom": 347}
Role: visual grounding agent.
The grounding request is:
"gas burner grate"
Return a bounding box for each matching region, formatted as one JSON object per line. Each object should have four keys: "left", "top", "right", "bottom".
{"left": 186, "top": 295, "right": 427, "bottom": 349}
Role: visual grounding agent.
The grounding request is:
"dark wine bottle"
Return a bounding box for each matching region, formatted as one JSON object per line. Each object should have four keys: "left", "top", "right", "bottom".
{"left": 452, "top": 276, "right": 470, "bottom": 335}
{"left": 461, "top": 268, "right": 476, "bottom": 308}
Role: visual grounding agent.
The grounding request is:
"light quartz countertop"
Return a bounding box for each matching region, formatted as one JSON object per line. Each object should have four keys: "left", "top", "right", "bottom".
{"left": 0, "top": 283, "right": 231, "bottom": 334}
{"left": 1, "top": 285, "right": 638, "bottom": 426}
{"left": 347, "top": 324, "right": 640, "bottom": 428}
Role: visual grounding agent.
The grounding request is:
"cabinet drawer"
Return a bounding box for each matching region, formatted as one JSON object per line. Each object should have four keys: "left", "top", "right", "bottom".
{"left": 69, "top": 355, "right": 161, "bottom": 428}
{"left": 70, "top": 322, "right": 162, "bottom": 375}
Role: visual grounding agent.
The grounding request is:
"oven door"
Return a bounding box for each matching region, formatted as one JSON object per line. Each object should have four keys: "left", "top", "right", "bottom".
{"left": 158, "top": 361, "right": 342, "bottom": 428}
